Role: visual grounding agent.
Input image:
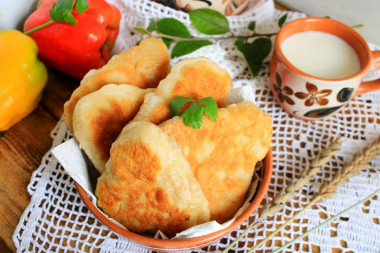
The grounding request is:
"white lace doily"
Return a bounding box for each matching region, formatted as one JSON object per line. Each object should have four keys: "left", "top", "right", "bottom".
{"left": 13, "top": 0, "right": 380, "bottom": 252}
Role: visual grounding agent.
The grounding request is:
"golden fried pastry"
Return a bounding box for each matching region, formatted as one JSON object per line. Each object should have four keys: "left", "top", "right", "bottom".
{"left": 64, "top": 38, "right": 171, "bottom": 131}
{"left": 133, "top": 57, "right": 232, "bottom": 125}
{"left": 96, "top": 121, "right": 210, "bottom": 237}
{"left": 160, "top": 101, "right": 272, "bottom": 223}
{"left": 72, "top": 84, "right": 154, "bottom": 174}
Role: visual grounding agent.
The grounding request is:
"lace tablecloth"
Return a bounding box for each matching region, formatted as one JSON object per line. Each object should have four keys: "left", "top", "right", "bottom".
{"left": 13, "top": 0, "right": 380, "bottom": 252}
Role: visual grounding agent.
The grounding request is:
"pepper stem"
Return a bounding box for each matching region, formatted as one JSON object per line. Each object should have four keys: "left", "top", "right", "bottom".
{"left": 24, "top": 20, "right": 55, "bottom": 35}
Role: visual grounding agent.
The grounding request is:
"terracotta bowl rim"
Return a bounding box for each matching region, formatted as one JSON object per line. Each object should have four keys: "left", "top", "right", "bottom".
{"left": 75, "top": 148, "right": 273, "bottom": 251}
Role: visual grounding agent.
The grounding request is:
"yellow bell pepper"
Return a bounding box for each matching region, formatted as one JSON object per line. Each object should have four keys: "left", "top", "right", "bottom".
{"left": 0, "top": 30, "right": 47, "bottom": 131}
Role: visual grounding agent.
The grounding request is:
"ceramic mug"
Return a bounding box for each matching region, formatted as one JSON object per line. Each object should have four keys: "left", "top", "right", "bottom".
{"left": 270, "top": 17, "right": 380, "bottom": 120}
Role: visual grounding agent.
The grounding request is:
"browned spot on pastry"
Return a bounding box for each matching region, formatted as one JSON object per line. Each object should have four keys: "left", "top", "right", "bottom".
{"left": 90, "top": 99, "right": 139, "bottom": 163}
{"left": 96, "top": 122, "right": 210, "bottom": 236}
{"left": 161, "top": 101, "right": 272, "bottom": 223}
{"left": 112, "top": 142, "right": 160, "bottom": 183}
{"left": 171, "top": 63, "right": 232, "bottom": 107}
{"left": 72, "top": 84, "right": 153, "bottom": 173}
{"left": 133, "top": 57, "right": 232, "bottom": 125}
{"left": 64, "top": 38, "right": 170, "bottom": 130}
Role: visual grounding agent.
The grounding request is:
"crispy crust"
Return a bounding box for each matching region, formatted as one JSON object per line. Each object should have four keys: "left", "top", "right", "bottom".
{"left": 133, "top": 57, "right": 232, "bottom": 125}
{"left": 160, "top": 101, "right": 272, "bottom": 223}
{"left": 96, "top": 122, "right": 210, "bottom": 237}
{"left": 72, "top": 84, "right": 154, "bottom": 174}
{"left": 64, "top": 38, "right": 171, "bottom": 130}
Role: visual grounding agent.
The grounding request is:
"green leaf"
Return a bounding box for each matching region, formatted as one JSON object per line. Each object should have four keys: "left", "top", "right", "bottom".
{"left": 52, "top": 0, "right": 74, "bottom": 15}
{"left": 253, "top": 37, "right": 272, "bottom": 59}
{"left": 278, "top": 13, "right": 288, "bottom": 28}
{"left": 198, "top": 97, "right": 218, "bottom": 122}
{"left": 147, "top": 18, "right": 157, "bottom": 32}
{"left": 157, "top": 18, "right": 192, "bottom": 38}
{"left": 170, "top": 96, "right": 219, "bottom": 129}
{"left": 50, "top": 0, "right": 76, "bottom": 25}
{"left": 75, "top": 0, "right": 89, "bottom": 14}
{"left": 169, "top": 96, "right": 196, "bottom": 116}
{"left": 171, "top": 40, "right": 213, "bottom": 58}
{"left": 248, "top": 21, "right": 256, "bottom": 31}
{"left": 161, "top": 37, "right": 173, "bottom": 49}
{"left": 25, "top": 0, "right": 86, "bottom": 34}
{"left": 134, "top": 27, "right": 148, "bottom": 34}
{"left": 189, "top": 8, "right": 229, "bottom": 35}
{"left": 64, "top": 14, "right": 76, "bottom": 24}
{"left": 234, "top": 38, "right": 244, "bottom": 47}
{"left": 182, "top": 103, "right": 205, "bottom": 129}
{"left": 237, "top": 38, "right": 272, "bottom": 78}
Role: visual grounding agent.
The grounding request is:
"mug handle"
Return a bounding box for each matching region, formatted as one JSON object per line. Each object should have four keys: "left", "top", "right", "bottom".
{"left": 354, "top": 50, "right": 380, "bottom": 97}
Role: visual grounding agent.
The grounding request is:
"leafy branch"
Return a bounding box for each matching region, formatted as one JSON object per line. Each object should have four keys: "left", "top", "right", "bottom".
{"left": 134, "top": 9, "right": 288, "bottom": 79}
{"left": 24, "top": 0, "right": 89, "bottom": 35}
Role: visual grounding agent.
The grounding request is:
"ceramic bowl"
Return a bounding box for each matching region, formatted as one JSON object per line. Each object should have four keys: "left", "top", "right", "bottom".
{"left": 150, "top": 0, "right": 251, "bottom": 16}
{"left": 75, "top": 149, "right": 272, "bottom": 252}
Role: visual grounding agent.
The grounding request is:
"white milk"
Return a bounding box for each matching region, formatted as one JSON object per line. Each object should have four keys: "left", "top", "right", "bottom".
{"left": 281, "top": 31, "right": 361, "bottom": 79}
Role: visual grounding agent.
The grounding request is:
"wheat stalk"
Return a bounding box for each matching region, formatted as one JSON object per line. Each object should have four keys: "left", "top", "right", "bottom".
{"left": 222, "top": 135, "right": 342, "bottom": 252}
{"left": 260, "top": 135, "right": 342, "bottom": 219}
{"left": 247, "top": 135, "right": 380, "bottom": 253}
{"left": 318, "top": 137, "right": 380, "bottom": 199}
{"left": 272, "top": 186, "right": 380, "bottom": 253}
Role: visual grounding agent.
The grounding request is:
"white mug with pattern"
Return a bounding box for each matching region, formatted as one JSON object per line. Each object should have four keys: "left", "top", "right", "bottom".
{"left": 270, "top": 17, "right": 380, "bottom": 120}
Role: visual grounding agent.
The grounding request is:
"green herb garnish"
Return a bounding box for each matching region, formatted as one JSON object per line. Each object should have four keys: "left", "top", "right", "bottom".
{"left": 25, "top": 0, "right": 89, "bottom": 35}
{"left": 169, "top": 96, "right": 218, "bottom": 129}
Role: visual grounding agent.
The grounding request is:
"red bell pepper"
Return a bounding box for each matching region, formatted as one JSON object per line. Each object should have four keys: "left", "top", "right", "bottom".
{"left": 24, "top": 0, "right": 121, "bottom": 79}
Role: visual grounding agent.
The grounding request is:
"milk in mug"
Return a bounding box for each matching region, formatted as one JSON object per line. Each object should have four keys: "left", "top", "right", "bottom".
{"left": 281, "top": 31, "right": 361, "bottom": 79}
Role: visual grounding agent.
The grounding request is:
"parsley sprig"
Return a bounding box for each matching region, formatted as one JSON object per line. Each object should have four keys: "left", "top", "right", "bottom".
{"left": 25, "top": 0, "right": 89, "bottom": 35}
{"left": 169, "top": 96, "right": 218, "bottom": 129}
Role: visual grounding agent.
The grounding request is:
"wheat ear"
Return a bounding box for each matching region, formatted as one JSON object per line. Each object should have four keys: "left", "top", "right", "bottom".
{"left": 318, "top": 135, "right": 380, "bottom": 199}
{"left": 272, "top": 186, "right": 380, "bottom": 253}
{"left": 222, "top": 135, "right": 342, "bottom": 252}
{"left": 248, "top": 135, "right": 380, "bottom": 253}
